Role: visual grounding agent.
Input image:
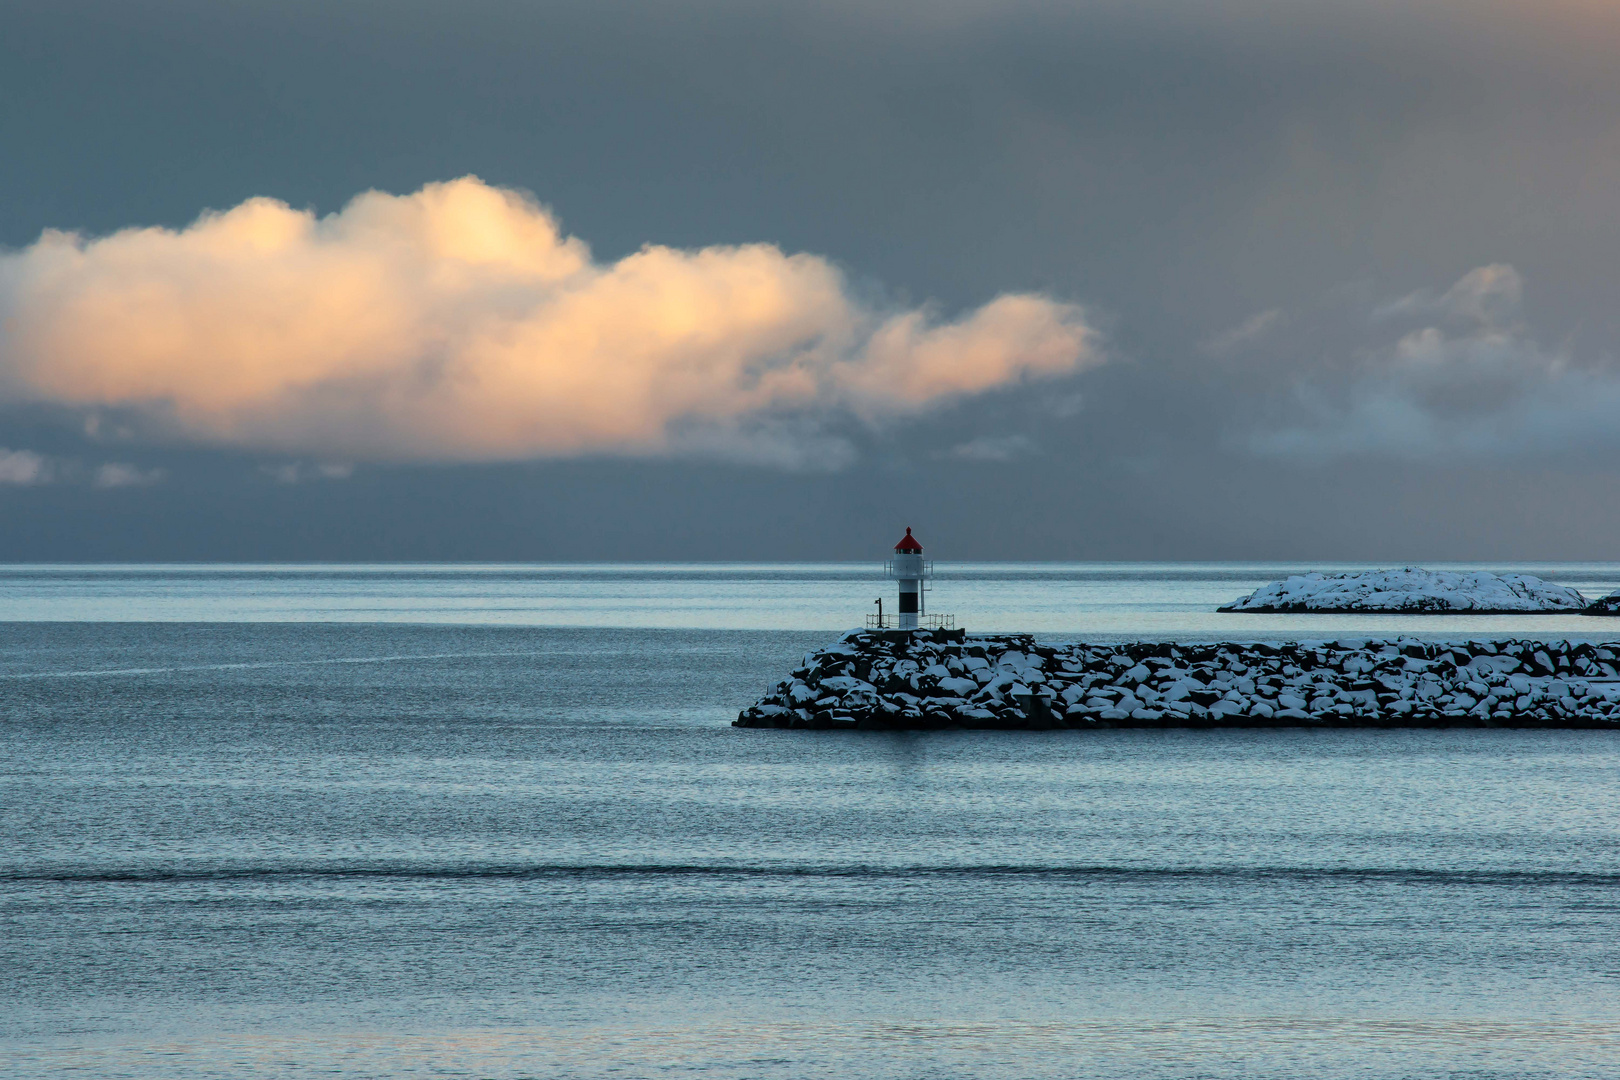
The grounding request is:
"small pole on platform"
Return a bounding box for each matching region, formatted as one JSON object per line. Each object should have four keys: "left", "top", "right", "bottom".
{"left": 875, "top": 597, "right": 883, "bottom": 627}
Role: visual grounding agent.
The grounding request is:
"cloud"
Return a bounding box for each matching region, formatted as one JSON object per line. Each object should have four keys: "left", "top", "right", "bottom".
{"left": 93, "top": 462, "right": 165, "bottom": 488}
{"left": 261, "top": 462, "right": 354, "bottom": 484}
{"left": 1039, "top": 391, "right": 1085, "bottom": 419}
{"left": 1373, "top": 264, "right": 1523, "bottom": 328}
{"left": 0, "top": 178, "right": 1098, "bottom": 466}
{"left": 947, "top": 434, "right": 1037, "bottom": 462}
{"left": 1202, "top": 309, "right": 1283, "bottom": 356}
{"left": 0, "top": 448, "right": 165, "bottom": 487}
{"left": 1246, "top": 264, "right": 1620, "bottom": 461}
{"left": 0, "top": 448, "right": 50, "bottom": 485}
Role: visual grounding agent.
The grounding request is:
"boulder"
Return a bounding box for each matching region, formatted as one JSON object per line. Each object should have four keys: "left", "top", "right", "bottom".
{"left": 1586, "top": 592, "right": 1620, "bottom": 616}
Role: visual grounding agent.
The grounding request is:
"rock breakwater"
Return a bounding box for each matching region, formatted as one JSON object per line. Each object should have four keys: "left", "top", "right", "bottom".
{"left": 734, "top": 630, "right": 1620, "bottom": 730}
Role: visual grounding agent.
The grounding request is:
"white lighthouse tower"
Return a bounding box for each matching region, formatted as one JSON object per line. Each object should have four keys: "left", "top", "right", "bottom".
{"left": 887, "top": 527, "right": 928, "bottom": 630}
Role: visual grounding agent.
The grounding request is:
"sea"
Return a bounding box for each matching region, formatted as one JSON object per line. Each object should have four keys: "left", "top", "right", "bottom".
{"left": 4, "top": 562, "right": 1620, "bottom": 1079}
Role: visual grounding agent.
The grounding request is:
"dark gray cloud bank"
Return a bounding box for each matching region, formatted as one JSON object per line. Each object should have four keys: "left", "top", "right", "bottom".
{"left": 2, "top": 0, "right": 1618, "bottom": 560}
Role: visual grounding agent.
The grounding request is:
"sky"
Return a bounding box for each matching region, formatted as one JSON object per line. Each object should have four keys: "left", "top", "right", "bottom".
{"left": 2, "top": 0, "right": 1619, "bottom": 560}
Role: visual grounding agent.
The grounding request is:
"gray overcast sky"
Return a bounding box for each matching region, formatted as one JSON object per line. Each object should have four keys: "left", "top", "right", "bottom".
{"left": 2, "top": 0, "right": 1619, "bottom": 560}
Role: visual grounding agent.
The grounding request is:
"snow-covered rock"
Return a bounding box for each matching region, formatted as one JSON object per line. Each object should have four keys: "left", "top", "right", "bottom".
{"left": 735, "top": 630, "right": 1620, "bottom": 730}
{"left": 1587, "top": 593, "right": 1620, "bottom": 616}
{"left": 1219, "top": 567, "right": 1589, "bottom": 614}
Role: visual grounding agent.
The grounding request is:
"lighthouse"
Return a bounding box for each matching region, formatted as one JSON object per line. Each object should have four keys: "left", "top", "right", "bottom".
{"left": 888, "top": 527, "right": 927, "bottom": 630}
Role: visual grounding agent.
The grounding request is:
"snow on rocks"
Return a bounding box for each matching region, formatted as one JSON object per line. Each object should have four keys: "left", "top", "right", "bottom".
{"left": 1219, "top": 567, "right": 1589, "bottom": 614}
{"left": 1587, "top": 593, "right": 1620, "bottom": 616}
{"left": 733, "top": 629, "right": 1620, "bottom": 730}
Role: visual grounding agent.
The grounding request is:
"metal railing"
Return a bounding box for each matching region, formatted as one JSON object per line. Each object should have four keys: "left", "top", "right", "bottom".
{"left": 865, "top": 613, "right": 956, "bottom": 631}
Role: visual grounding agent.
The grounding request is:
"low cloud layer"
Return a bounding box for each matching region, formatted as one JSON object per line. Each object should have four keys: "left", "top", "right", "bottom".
{"left": 1238, "top": 265, "right": 1620, "bottom": 462}
{"left": 0, "top": 447, "right": 163, "bottom": 488}
{"left": 947, "top": 434, "right": 1037, "bottom": 463}
{"left": 0, "top": 178, "right": 1096, "bottom": 465}
{"left": 92, "top": 462, "right": 165, "bottom": 488}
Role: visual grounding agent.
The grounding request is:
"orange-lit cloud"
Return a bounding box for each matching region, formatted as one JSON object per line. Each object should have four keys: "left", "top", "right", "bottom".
{"left": 0, "top": 178, "right": 1096, "bottom": 465}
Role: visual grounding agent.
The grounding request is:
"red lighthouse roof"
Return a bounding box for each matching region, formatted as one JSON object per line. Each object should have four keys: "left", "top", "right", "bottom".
{"left": 893, "top": 527, "right": 923, "bottom": 553}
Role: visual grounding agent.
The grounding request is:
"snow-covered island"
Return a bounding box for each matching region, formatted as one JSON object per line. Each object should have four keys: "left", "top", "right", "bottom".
{"left": 1219, "top": 567, "right": 1590, "bottom": 614}
{"left": 735, "top": 629, "right": 1620, "bottom": 730}
{"left": 1589, "top": 593, "right": 1620, "bottom": 616}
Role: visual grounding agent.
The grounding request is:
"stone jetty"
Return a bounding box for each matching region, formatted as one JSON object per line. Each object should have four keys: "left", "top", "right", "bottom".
{"left": 734, "top": 630, "right": 1620, "bottom": 730}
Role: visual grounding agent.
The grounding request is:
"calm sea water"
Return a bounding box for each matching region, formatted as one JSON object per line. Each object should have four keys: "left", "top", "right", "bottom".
{"left": 4, "top": 563, "right": 1620, "bottom": 1079}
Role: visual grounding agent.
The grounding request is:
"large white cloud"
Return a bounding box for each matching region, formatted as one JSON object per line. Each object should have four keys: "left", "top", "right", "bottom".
{"left": 0, "top": 177, "right": 1097, "bottom": 465}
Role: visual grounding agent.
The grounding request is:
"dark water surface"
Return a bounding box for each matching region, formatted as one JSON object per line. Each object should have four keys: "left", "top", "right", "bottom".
{"left": 4, "top": 566, "right": 1620, "bottom": 1077}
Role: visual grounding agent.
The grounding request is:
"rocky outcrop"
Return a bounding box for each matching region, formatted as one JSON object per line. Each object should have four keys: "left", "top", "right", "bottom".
{"left": 735, "top": 630, "right": 1620, "bottom": 730}
{"left": 1587, "top": 593, "right": 1620, "bottom": 616}
{"left": 1219, "top": 567, "right": 1589, "bottom": 614}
